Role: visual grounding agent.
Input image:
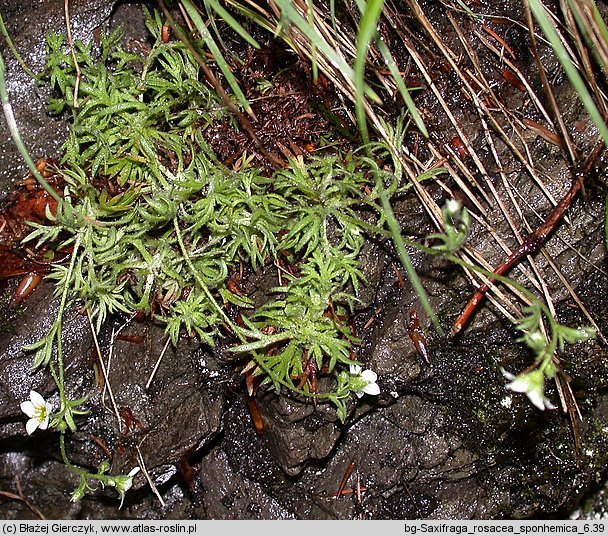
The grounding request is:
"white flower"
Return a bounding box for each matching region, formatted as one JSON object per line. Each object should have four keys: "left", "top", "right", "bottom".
{"left": 349, "top": 364, "right": 381, "bottom": 398}
{"left": 501, "top": 368, "right": 556, "bottom": 411}
{"left": 444, "top": 198, "right": 462, "bottom": 218}
{"left": 111, "top": 467, "right": 140, "bottom": 509}
{"left": 20, "top": 390, "right": 53, "bottom": 435}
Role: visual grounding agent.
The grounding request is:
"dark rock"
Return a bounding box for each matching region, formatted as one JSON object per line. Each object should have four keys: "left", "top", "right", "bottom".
{"left": 1, "top": 0, "right": 608, "bottom": 522}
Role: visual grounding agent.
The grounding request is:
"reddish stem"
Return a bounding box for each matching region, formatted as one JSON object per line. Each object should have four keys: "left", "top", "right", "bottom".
{"left": 451, "top": 139, "right": 604, "bottom": 337}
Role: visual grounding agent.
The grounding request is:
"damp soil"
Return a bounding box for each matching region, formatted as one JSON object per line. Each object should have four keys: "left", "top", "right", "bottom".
{"left": 1, "top": 0, "right": 608, "bottom": 521}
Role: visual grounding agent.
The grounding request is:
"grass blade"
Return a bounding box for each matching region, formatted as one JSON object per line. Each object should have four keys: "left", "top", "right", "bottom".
{"left": 379, "top": 187, "right": 443, "bottom": 336}
{"left": 529, "top": 0, "right": 608, "bottom": 145}
{"left": 375, "top": 37, "right": 428, "bottom": 138}
{"left": 354, "top": 0, "right": 386, "bottom": 143}
{"left": 180, "top": 0, "right": 253, "bottom": 115}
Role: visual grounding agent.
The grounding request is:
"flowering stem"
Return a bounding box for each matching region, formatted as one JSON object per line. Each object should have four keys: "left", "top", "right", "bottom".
{"left": 55, "top": 234, "right": 83, "bottom": 401}
{"left": 59, "top": 432, "right": 112, "bottom": 485}
{"left": 0, "top": 50, "right": 67, "bottom": 208}
{"left": 59, "top": 431, "right": 85, "bottom": 476}
{"left": 59, "top": 432, "right": 100, "bottom": 481}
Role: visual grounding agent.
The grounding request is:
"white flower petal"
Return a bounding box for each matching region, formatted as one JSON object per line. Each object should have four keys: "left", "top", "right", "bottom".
{"left": 21, "top": 391, "right": 53, "bottom": 434}
{"left": 363, "top": 382, "right": 381, "bottom": 396}
{"left": 29, "top": 390, "right": 46, "bottom": 408}
{"left": 128, "top": 467, "right": 141, "bottom": 478}
{"left": 506, "top": 378, "right": 530, "bottom": 394}
{"left": 544, "top": 399, "right": 557, "bottom": 411}
{"left": 527, "top": 390, "right": 546, "bottom": 411}
{"left": 361, "top": 369, "right": 377, "bottom": 383}
{"left": 502, "top": 367, "right": 556, "bottom": 411}
{"left": 500, "top": 368, "right": 516, "bottom": 381}
{"left": 20, "top": 400, "right": 36, "bottom": 418}
{"left": 445, "top": 199, "right": 461, "bottom": 217}
{"left": 25, "top": 418, "right": 39, "bottom": 435}
{"left": 350, "top": 365, "right": 380, "bottom": 397}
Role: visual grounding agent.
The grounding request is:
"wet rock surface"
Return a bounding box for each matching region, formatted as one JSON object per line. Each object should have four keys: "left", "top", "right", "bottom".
{"left": 1, "top": 0, "right": 608, "bottom": 521}
{"left": 0, "top": 0, "right": 116, "bottom": 196}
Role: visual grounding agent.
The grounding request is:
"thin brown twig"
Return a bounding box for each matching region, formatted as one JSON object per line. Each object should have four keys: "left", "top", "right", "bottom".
{"left": 86, "top": 310, "right": 123, "bottom": 432}
{"left": 0, "top": 477, "right": 46, "bottom": 519}
{"left": 64, "top": 0, "right": 80, "bottom": 109}
{"left": 145, "top": 335, "right": 171, "bottom": 390}
{"left": 524, "top": 0, "right": 578, "bottom": 165}
{"left": 451, "top": 137, "right": 605, "bottom": 337}
{"left": 554, "top": 370, "right": 583, "bottom": 466}
{"left": 333, "top": 462, "right": 356, "bottom": 499}
{"left": 136, "top": 444, "right": 165, "bottom": 507}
